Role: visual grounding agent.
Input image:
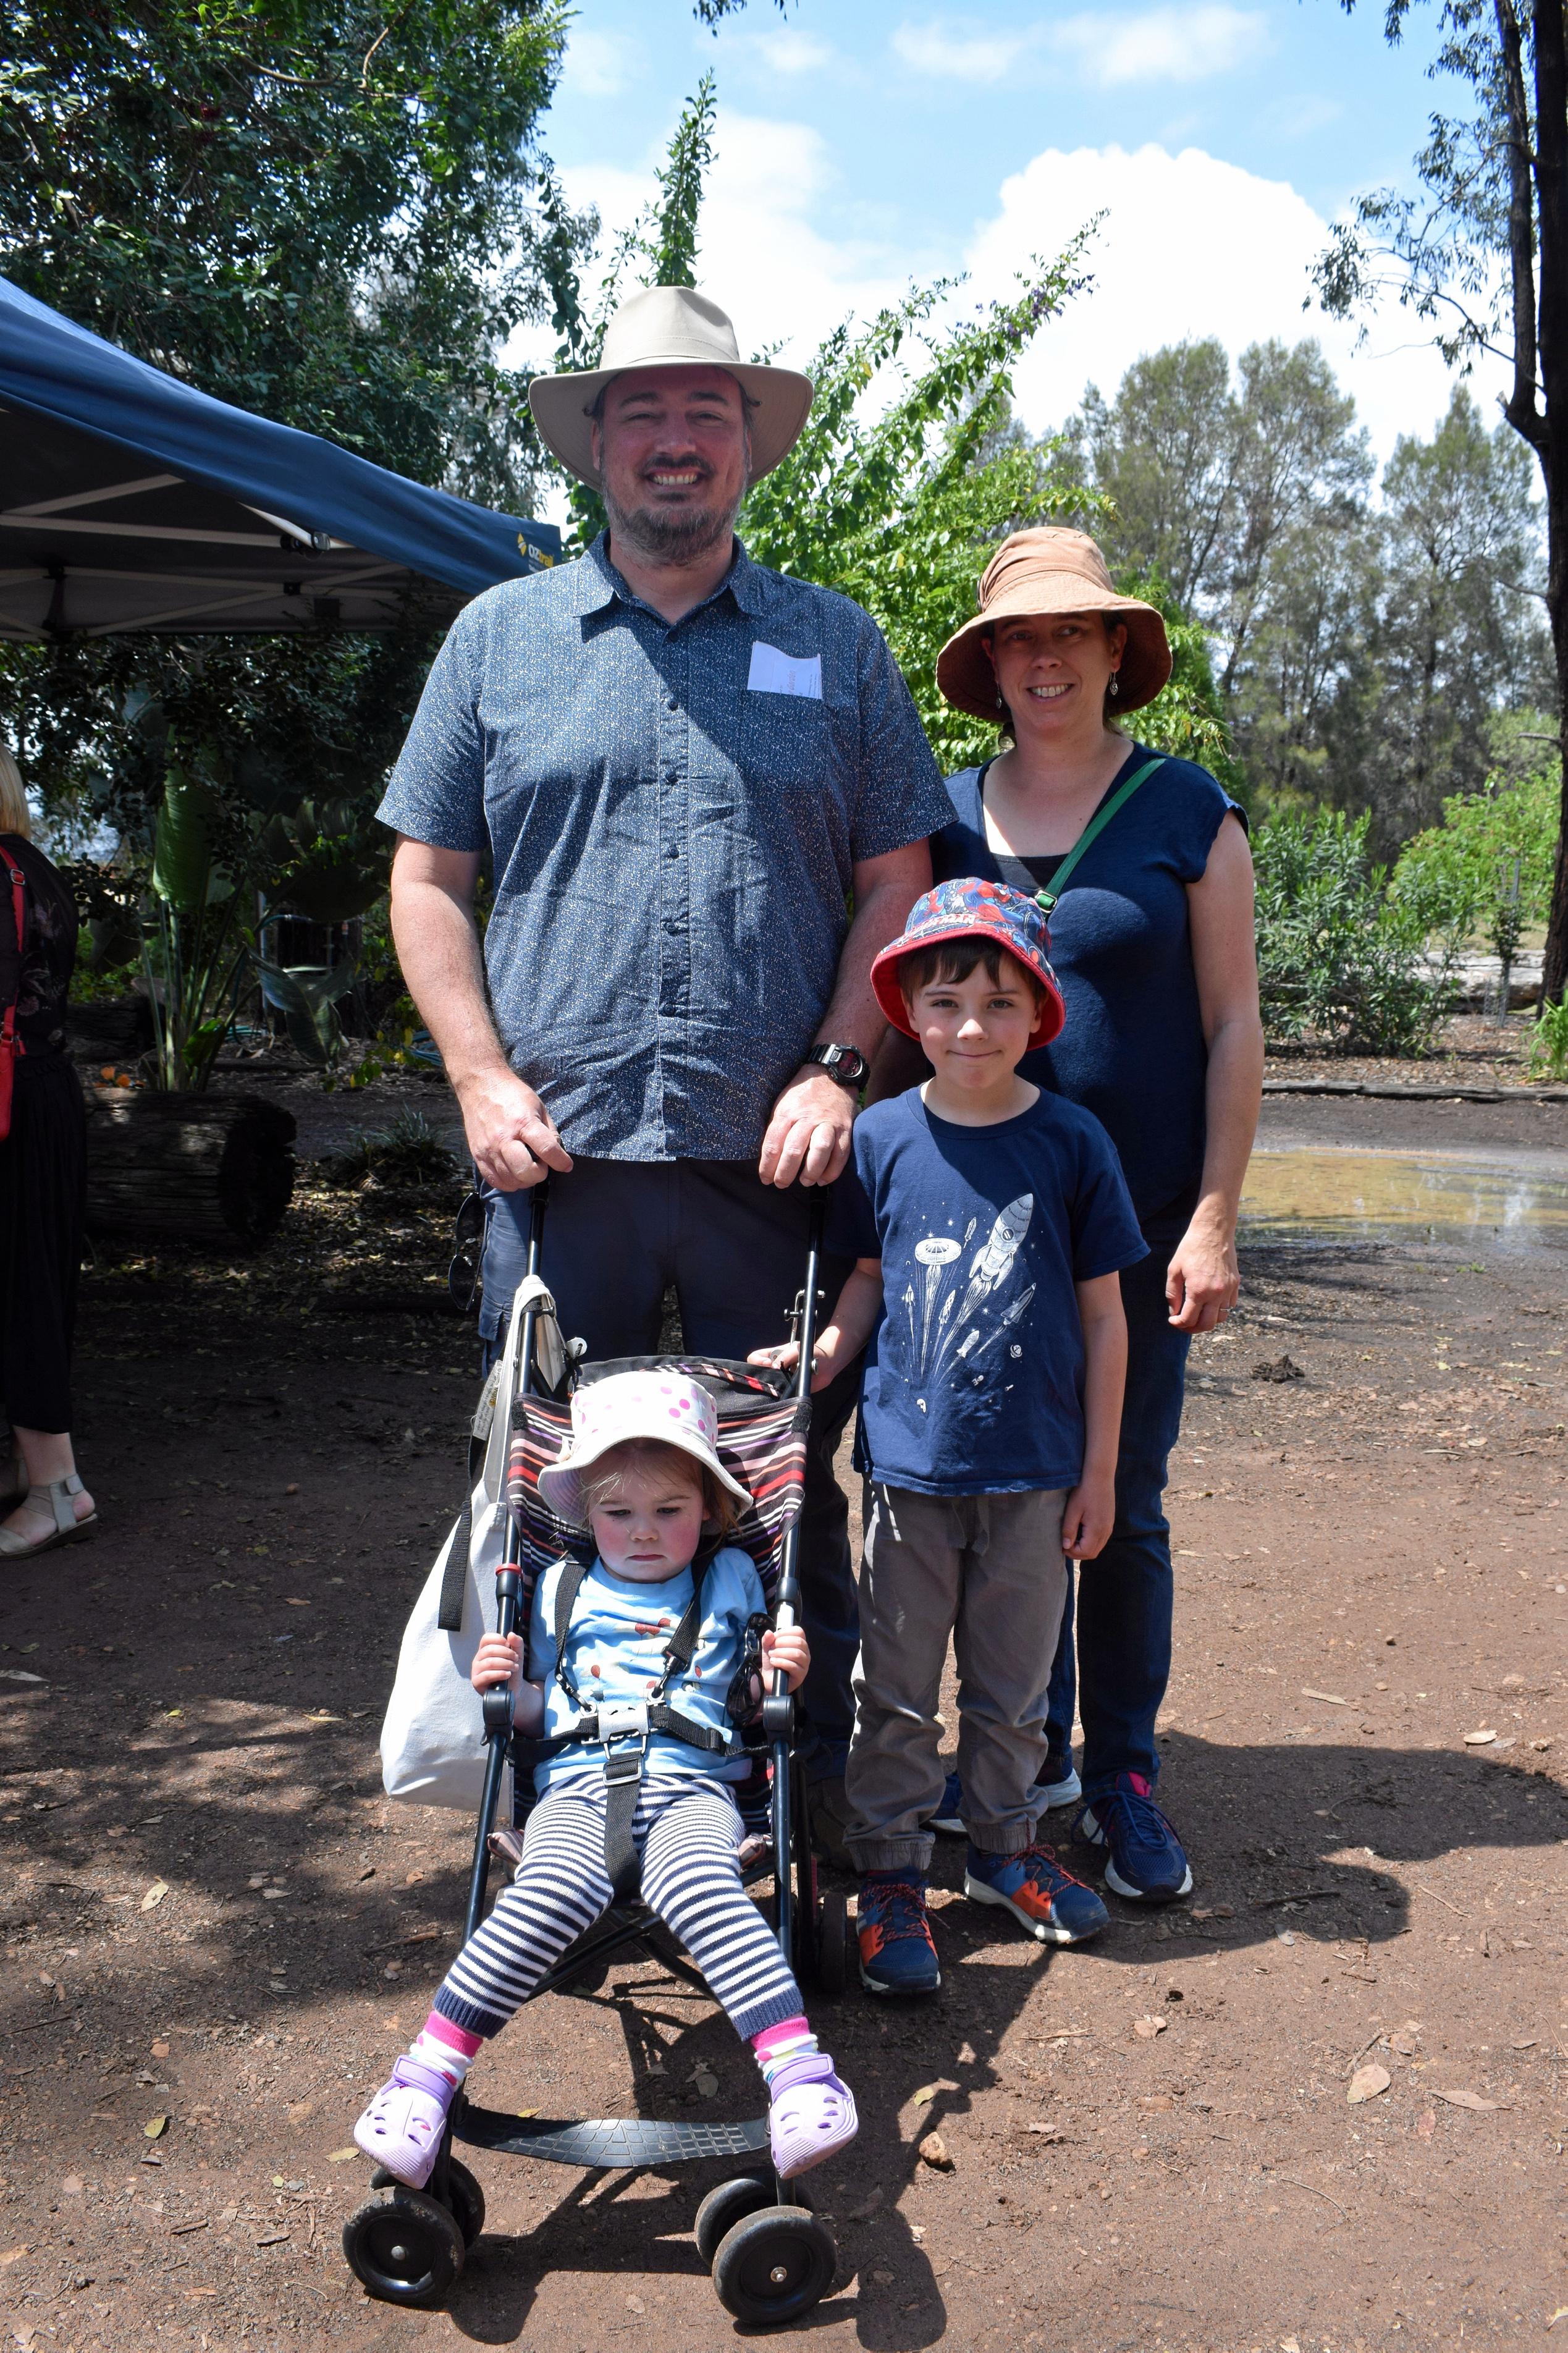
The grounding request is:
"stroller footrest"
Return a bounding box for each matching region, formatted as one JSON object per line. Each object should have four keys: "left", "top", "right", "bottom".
{"left": 454, "top": 2103, "right": 769, "bottom": 2168}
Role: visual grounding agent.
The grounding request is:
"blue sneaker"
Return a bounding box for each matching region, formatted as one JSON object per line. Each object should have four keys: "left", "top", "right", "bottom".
{"left": 964, "top": 1842, "right": 1108, "bottom": 1943}
{"left": 930, "top": 1772, "right": 966, "bottom": 1836}
{"left": 857, "top": 1874, "right": 941, "bottom": 1995}
{"left": 1076, "top": 1773, "right": 1193, "bottom": 1901}
{"left": 1034, "top": 1756, "right": 1082, "bottom": 1809}
{"left": 935, "top": 1761, "right": 1081, "bottom": 1832}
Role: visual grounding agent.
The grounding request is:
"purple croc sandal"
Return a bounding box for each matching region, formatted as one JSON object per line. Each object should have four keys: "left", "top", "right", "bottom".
{"left": 767, "top": 2051, "right": 858, "bottom": 2181}
{"left": 353, "top": 2056, "right": 456, "bottom": 2189}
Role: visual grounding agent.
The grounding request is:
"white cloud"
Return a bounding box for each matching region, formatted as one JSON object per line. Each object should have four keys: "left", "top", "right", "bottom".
{"left": 513, "top": 122, "right": 1499, "bottom": 518}
{"left": 558, "top": 28, "right": 643, "bottom": 99}
{"left": 1060, "top": 6, "right": 1268, "bottom": 88}
{"left": 891, "top": 19, "right": 1031, "bottom": 84}
{"left": 752, "top": 30, "right": 836, "bottom": 76}
{"left": 963, "top": 142, "right": 1504, "bottom": 460}
{"left": 893, "top": 6, "right": 1265, "bottom": 88}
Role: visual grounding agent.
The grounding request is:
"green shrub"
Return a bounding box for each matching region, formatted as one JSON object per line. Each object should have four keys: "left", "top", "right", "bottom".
{"left": 1392, "top": 712, "right": 1560, "bottom": 948}
{"left": 1528, "top": 997, "right": 1568, "bottom": 1081}
{"left": 1255, "top": 809, "right": 1451, "bottom": 1055}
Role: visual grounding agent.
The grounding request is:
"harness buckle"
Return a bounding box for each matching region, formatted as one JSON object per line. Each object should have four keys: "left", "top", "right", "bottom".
{"left": 594, "top": 1702, "right": 651, "bottom": 1743}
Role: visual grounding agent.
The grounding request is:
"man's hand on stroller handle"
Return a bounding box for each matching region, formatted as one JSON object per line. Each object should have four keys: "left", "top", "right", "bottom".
{"left": 456, "top": 1067, "right": 573, "bottom": 1194}
{"left": 761, "top": 1624, "right": 809, "bottom": 1692}
{"left": 471, "top": 1633, "right": 545, "bottom": 1733}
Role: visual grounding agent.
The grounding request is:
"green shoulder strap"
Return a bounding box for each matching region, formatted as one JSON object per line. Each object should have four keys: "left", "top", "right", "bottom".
{"left": 1032, "top": 756, "right": 1165, "bottom": 915}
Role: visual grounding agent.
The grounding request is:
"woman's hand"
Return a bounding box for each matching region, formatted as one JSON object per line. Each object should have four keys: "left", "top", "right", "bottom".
{"left": 1061, "top": 1470, "right": 1116, "bottom": 1561}
{"left": 1166, "top": 1206, "right": 1240, "bottom": 1334}
{"left": 471, "top": 1630, "right": 523, "bottom": 1696}
{"left": 762, "top": 1624, "right": 811, "bottom": 1692}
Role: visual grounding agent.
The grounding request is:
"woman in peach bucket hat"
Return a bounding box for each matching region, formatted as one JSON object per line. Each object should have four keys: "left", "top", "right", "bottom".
{"left": 894, "top": 525, "right": 1263, "bottom": 1904}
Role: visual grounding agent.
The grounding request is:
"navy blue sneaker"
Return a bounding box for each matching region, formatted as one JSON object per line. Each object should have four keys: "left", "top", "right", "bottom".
{"left": 963, "top": 1842, "right": 1109, "bottom": 1944}
{"left": 857, "top": 1874, "right": 941, "bottom": 1995}
{"left": 930, "top": 1772, "right": 966, "bottom": 1836}
{"left": 1076, "top": 1773, "right": 1193, "bottom": 1901}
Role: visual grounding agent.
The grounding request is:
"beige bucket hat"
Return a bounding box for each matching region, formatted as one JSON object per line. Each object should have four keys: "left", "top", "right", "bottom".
{"left": 528, "top": 285, "right": 814, "bottom": 492}
{"left": 937, "top": 527, "right": 1173, "bottom": 719}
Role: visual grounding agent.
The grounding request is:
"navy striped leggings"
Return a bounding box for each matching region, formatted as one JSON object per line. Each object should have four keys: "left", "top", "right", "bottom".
{"left": 433, "top": 1775, "right": 804, "bottom": 2043}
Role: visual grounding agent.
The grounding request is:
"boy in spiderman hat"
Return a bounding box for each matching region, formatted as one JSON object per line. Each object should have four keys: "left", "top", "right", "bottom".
{"left": 753, "top": 879, "right": 1147, "bottom": 1992}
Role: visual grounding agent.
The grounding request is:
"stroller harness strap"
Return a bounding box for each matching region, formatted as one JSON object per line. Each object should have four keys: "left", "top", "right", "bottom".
{"left": 546, "top": 1555, "right": 741, "bottom": 1899}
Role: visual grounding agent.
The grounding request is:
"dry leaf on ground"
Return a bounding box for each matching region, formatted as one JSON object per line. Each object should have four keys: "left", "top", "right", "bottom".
{"left": 1430, "top": 2086, "right": 1504, "bottom": 2111}
{"left": 1462, "top": 1728, "right": 1497, "bottom": 1746}
{"left": 1347, "top": 2064, "right": 1391, "bottom": 2104}
{"left": 326, "top": 2148, "right": 358, "bottom": 2163}
{"left": 140, "top": 1882, "right": 169, "bottom": 1912}
{"left": 912, "top": 2080, "right": 957, "bottom": 2106}
{"left": 143, "top": 2115, "right": 169, "bottom": 2139}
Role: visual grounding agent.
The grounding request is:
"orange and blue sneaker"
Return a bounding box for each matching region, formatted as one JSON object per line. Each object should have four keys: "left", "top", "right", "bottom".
{"left": 963, "top": 1841, "right": 1109, "bottom": 1945}
{"left": 1075, "top": 1773, "right": 1193, "bottom": 1901}
{"left": 857, "top": 1872, "right": 941, "bottom": 1995}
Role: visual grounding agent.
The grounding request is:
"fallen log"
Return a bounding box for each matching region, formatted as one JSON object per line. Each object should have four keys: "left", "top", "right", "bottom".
{"left": 83, "top": 1088, "right": 296, "bottom": 1248}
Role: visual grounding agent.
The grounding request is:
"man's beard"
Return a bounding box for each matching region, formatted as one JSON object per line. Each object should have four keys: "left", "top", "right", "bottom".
{"left": 604, "top": 479, "right": 741, "bottom": 566}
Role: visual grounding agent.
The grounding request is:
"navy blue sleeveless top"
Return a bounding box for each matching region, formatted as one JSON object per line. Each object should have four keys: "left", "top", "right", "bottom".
{"left": 931, "top": 743, "right": 1244, "bottom": 1238}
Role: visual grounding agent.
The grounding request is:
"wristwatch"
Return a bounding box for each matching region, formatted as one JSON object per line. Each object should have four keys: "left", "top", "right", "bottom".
{"left": 804, "top": 1042, "right": 869, "bottom": 1090}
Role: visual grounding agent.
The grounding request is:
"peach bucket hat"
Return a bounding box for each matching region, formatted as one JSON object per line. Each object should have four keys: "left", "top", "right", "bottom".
{"left": 936, "top": 527, "right": 1173, "bottom": 720}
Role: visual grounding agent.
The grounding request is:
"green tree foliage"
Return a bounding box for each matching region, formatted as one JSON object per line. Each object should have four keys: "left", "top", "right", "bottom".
{"left": 1254, "top": 808, "right": 1451, "bottom": 1055}
{"left": 1365, "top": 390, "right": 1549, "bottom": 840}
{"left": 1320, "top": 0, "right": 1568, "bottom": 996}
{"left": 0, "top": 0, "right": 592, "bottom": 864}
{"left": 1393, "top": 709, "right": 1562, "bottom": 940}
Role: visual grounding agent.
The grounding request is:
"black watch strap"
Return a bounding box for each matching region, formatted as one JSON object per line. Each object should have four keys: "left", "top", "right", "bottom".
{"left": 805, "top": 1042, "right": 869, "bottom": 1089}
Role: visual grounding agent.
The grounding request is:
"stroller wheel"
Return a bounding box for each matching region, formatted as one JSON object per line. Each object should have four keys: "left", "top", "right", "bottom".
{"left": 343, "top": 2186, "right": 465, "bottom": 2307}
{"left": 711, "top": 2204, "right": 837, "bottom": 2326}
{"left": 814, "top": 1888, "right": 849, "bottom": 1996}
{"left": 693, "top": 2174, "right": 777, "bottom": 2269}
{"left": 442, "top": 2157, "right": 487, "bottom": 2249}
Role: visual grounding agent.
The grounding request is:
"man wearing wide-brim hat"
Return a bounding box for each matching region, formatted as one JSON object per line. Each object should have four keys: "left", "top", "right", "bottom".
{"left": 379, "top": 284, "right": 951, "bottom": 1838}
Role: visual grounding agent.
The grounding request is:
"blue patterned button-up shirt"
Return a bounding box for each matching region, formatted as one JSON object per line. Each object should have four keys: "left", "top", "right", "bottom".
{"left": 379, "top": 533, "right": 949, "bottom": 1160}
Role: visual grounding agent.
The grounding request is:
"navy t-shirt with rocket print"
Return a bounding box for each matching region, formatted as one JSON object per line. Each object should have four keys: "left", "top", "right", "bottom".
{"left": 833, "top": 1088, "right": 1149, "bottom": 1497}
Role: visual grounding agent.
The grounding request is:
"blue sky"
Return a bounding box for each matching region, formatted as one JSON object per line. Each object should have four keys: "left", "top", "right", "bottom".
{"left": 519, "top": 1, "right": 1505, "bottom": 467}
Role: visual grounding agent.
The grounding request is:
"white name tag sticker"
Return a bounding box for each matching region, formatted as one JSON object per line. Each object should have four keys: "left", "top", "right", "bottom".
{"left": 746, "top": 641, "right": 823, "bottom": 699}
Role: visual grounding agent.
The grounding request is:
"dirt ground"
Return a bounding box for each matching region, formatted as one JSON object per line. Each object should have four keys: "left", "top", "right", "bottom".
{"left": 1, "top": 1065, "right": 1565, "bottom": 2353}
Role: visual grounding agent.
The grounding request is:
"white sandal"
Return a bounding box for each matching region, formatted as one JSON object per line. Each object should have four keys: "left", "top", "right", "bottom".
{"left": 0, "top": 1476, "right": 99, "bottom": 1559}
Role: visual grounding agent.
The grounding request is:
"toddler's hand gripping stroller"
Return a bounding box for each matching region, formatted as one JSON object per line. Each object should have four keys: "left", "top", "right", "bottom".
{"left": 342, "top": 1188, "right": 853, "bottom": 2325}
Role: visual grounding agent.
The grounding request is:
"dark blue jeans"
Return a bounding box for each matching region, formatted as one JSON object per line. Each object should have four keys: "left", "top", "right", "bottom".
{"left": 1045, "top": 1241, "right": 1191, "bottom": 1803}
{"left": 481, "top": 1158, "right": 860, "bottom": 1773}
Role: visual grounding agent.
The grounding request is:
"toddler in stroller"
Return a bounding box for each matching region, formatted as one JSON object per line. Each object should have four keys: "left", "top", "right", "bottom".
{"left": 353, "top": 1368, "right": 858, "bottom": 2192}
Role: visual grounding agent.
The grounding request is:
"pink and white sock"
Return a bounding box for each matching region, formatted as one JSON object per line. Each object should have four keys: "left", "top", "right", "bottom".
{"left": 410, "top": 2014, "right": 483, "bottom": 2089}
{"left": 751, "top": 2016, "right": 818, "bottom": 2087}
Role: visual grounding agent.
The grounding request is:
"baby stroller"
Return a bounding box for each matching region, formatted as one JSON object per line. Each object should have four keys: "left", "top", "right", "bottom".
{"left": 343, "top": 1189, "right": 854, "bottom": 2325}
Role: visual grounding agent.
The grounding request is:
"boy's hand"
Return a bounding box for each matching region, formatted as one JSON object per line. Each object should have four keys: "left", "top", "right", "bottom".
{"left": 746, "top": 1338, "right": 835, "bottom": 1394}
{"left": 1061, "top": 1474, "right": 1116, "bottom": 1561}
{"left": 762, "top": 1625, "right": 810, "bottom": 1692}
{"left": 471, "top": 1630, "right": 523, "bottom": 1695}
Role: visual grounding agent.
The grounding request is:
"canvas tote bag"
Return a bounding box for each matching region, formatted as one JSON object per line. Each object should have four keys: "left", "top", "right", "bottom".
{"left": 379, "top": 1274, "right": 568, "bottom": 1810}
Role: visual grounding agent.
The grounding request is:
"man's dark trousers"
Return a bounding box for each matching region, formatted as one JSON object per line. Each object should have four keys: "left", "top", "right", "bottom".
{"left": 481, "top": 1157, "right": 859, "bottom": 1773}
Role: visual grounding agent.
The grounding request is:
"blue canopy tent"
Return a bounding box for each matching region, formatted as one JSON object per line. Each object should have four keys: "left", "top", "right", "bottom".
{"left": 0, "top": 274, "right": 558, "bottom": 640}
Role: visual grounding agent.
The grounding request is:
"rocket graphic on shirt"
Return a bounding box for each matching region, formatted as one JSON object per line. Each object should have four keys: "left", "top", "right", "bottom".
{"left": 896, "top": 1194, "right": 1037, "bottom": 1410}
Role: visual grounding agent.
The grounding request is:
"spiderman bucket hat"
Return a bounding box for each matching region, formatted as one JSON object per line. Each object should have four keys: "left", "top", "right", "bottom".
{"left": 870, "top": 876, "right": 1066, "bottom": 1047}
{"left": 536, "top": 1367, "right": 752, "bottom": 1529}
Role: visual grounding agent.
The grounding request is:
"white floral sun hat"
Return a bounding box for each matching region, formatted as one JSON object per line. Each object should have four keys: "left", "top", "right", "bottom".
{"left": 536, "top": 1368, "right": 751, "bottom": 1529}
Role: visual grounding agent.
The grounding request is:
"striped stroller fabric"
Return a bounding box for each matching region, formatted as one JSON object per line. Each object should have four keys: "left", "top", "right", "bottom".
{"left": 507, "top": 1356, "right": 810, "bottom": 1603}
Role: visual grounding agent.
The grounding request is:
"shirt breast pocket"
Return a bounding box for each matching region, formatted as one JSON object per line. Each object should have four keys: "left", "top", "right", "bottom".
{"left": 733, "top": 691, "right": 848, "bottom": 868}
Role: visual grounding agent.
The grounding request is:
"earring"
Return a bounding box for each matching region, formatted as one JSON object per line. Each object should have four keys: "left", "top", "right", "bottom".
{"left": 995, "top": 693, "right": 1006, "bottom": 712}
{"left": 1108, "top": 672, "right": 1120, "bottom": 700}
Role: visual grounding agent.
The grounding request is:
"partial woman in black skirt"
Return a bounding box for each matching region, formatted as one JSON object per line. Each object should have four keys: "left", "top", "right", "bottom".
{"left": 0, "top": 746, "right": 97, "bottom": 1559}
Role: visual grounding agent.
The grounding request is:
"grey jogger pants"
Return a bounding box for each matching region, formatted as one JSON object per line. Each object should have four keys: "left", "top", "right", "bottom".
{"left": 845, "top": 1484, "right": 1069, "bottom": 1874}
